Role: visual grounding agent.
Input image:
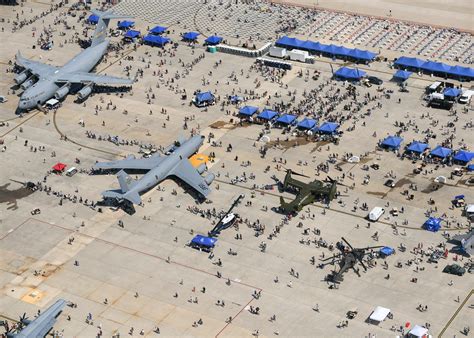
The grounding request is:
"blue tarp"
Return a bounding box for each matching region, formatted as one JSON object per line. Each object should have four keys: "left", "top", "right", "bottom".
{"left": 443, "top": 87, "right": 461, "bottom": 97}
{"left": 453, "top": 150, "right": 474, "bottom": 163}
{"left": 191, "top": 235, "right": 217, "bottom": 248}
{"left": 183, "top": 31, "right": 200, "bottom": 40}
{"left": 88, "top": 14, "right": 99, "bottom": 24}
{"left": 334, "top": 67, "right": 366, "bottom": 80}
{"left": 467, "top": 164, "right": 474, "bottom": 171}
{"left": 430, "top": 145, "right": 452, "bottom": 158}
{"left": 276, "top": 114, "right": 297, "bottom": 125}
{"left": 205, "top": 35, "right": 223, "bottom": 45}
{"left": 118, "top": 20, "right": 135, "bottom": 29}
{"left": 406, "top": 141, "right": 429, "bottom": 153}
{"left": 149, "top": 26, "right": 167, "bottom": 35}
{"left": 195, "top": 91, "right": 214, "bottom": 103}
{"left": 381, "top": 136, "right": 403, "bottom": 149}
{"left": 422, "top": 61, "right": 451, "bottom": 73}
{"left": 379, "top": 247, "right": 395, "bottom": 256}
{"left": 423, "top": 217, "right": 441, "bottom": 232}
{"left": 318, "top": 122, "right": 339, "bottom": 134}
{"left": 124, "top": 30, "right": 140, "bottom": 39}
{"left": 239, "top": 106, "right": 258, "bottom": 116}
{"left": 393, "top": 69, "right": 412, "bottom": 80}
{"left": 257, "top": 109, "right": 278, "bottom": 120}
{"left": 143, "top": 35, "right": 170, "bottom": 46}
{"left": 450, "top": 65, "right": 474, "bottom": 78}
{"left": 275, "top": 36, "right": 376, "bottom": 61}
{"left": 297, "top": 118, "right": 317, "bottom": 130}
{"left": 394, "top": 56, "right": 425, "bottom": 68}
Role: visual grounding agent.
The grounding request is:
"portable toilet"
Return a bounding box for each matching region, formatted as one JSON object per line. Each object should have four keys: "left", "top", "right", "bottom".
{"left": 208, "top": 46, "right": 217, "bottom": 53}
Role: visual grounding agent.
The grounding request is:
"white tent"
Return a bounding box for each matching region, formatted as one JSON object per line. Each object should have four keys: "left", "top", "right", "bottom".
{"left": 369, "top": 306, "right": 390, "bottom": 323}
{"left": 408, "top": 325, "right": 429, "bottom": 338}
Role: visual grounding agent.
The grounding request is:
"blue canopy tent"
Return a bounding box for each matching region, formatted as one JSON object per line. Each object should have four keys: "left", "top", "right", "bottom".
{"left": 318, "top": 122, "right": 339, "bottom": 134}
{"left": 190, "top": 235, "right": 217, "bottom": 251}
{"left": 394, "top": 56, "right": 425, "bottom": 69}
{"left": 149, "top": 25, "right": 167, "bottom": 35}
{"left": 423, "top": 217, "right": 442, "bottom": 232}
{"left": 349, "top": 48, "right": 377, "bottom": 61}
{"left": 257, "top": 109, "right": 278, "bottom": 121}
{"left": 379, "top": 247, "right": 395, "bottom": 257}
{"left": 443, "top": 87, "right": 461, "bottom": 98}
{"left": 183, "top": 31, "right": 200, "bottom": 41}
{"left": 205, "top": 35, "right": 223, "bottom": 45}
{"left": 393, "top": 70, "right": 412, "bottom": 81}
{"left": 467, "top": 164, "right": 474, "bottom": 172}
{"left": 124, "top": 30, "right": 140, "bottom": 39}
{"left": 238, "top": 106, "right": 258, "bottom": 117}
{"left": 406, "top": 141, "right": 429, "bottom": 154}
{"left": 297, "top": 118, "right": 317, "bottom": 130}
{"left": 88, "top": 14, "right": 99, "bottom": 25}
{"left": 334, "top": 67, "right": 366, "bottom": 80}
{"left": 421, "top": 61, "right": 452, "bottom": 74}
{"left": 453, "top": 150, "right": 474, "bottom": 164}
{"left": 276, "top": 114, "right": 297, "bottom": 126}
{"left": 381, "top": 136, "right": 403, "bottom": 150}
{"left": 118, "top": 20, "right": 135, "bottom": 29}
{"left": 449, "top": 65, "right": 474, "bottom": 79}
{"left": 195, "top": 91, "right": 214, "bottom": 105}
{"left": 430, "top": 145, "right": 452, "bottom": 159}
{"left": 143, "top": 35, "right": 170, "bottom": 47}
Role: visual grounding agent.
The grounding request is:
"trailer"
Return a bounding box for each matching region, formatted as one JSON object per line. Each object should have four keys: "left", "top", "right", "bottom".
{"left": 269, "top": 46, "right": 287, "bottom": 59}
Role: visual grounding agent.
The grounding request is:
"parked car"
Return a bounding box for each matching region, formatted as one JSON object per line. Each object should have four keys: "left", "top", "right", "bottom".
{"left": 0, "top": 96, "right": 7, "bottom": 103}
{"left": 443, "top": 264, "right": 465, "bottom": 276}
{"left": 385, "top": 179, "right": 395, "bottom": 188}
{"left": 368, "top": 76, "right": 383, "bottom": 85}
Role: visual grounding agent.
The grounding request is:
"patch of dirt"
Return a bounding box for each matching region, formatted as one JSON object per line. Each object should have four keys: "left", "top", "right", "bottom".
{"left": 210, "top": 121, "right": 238, "bottom": 130}
{"left": 265, "top": 136, "right": 313, "bottom": 151}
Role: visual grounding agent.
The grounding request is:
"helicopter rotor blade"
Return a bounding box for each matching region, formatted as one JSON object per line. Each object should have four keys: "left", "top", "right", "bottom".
{"left": 341, "top": 237, "right": 354, "bottom": 251}
{"left": 284, "top": 168, "right": 310, "bottom": 178}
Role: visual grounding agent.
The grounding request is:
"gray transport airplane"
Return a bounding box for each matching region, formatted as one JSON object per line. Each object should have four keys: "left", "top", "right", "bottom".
{"left": 4, "top": 299, "right": 66, "bottom": 338}
{"left": 14, "top": 10, "right": 133, "bottom": 111}
{"left": 94, "top": 135, "right": 215, "bottom": 205}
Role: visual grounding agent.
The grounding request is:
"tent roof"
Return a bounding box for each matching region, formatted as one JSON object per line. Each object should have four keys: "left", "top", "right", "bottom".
{"left": 183, "top": 31, "right": 200, "bottom": 40}
{"left": 124, "top": 30, "right": 140, "bottom": 38}
{"left": 453, "top": 150, "right": 474, "bottom": 163}
{"left": 195, "top": 91, "right": 214, "bottom": 102}
{"left": 143, "top": 35, "right": 170, "bottom": 46}
{"left": 382, "top": 135, "right": 403, "bottom": 149}
{"left": 52, "top": 163, "right": 66, "bottom": 171}
{"left": 118, "top": 20, "right": 135, "bottom": 28}
{"left": 334, "top": 66, "right": 366, "bottom": 80}
{"left": 424, "top": 217, "right": 442, "bottom": 232}
{"left": 149, "top": 25, "right": 167, "bottom": 34}
{"left": 369, "top": 306, "right": 390, "bottom": 322}
{"left": 379, "top": 247, "right": 395, "bottom": 256}
{"left": 257, "top": 109, "right": 278, "bottom": 120}
{"left": 422, "top": 61, "right": 452, "bottom": 73}
{"left": 239, "top": 106, "right": 258, "bottom": 116}
{"left": 191, "top": 235, "right": 217, "bottom": 248}
{"left": 430, "top": 145, "right": 452, "bottom": 158}
{"left": 409, "top": 325, "right": 429, "bottom": 337}
{"left": 450, "top": 65, "right": 474, "bottom": 78}
{"left": 88, "top": 14, "right": 99, "bottom": 23}
{"left": 297, "top": 118, "right": 317, "bottom": 130}
{"left": 443, "top": 87, "right": 461, "bottom": 97}
{"left": 393, "top": 69, "right": 412, "bottom": 80}
{"left": 318, "top": 121, "right": 339, "bottom": 133}
{"left": 406, "top": 141, "right": 429, "bottom": 153}
{"left": 394, "top": 56, "right": 425, "bottom": 68}
{"left": 276, "top": 114, "right": 297, "bottom": 124}
{"left": 205, "top": 35, "right": 223, "bottom": 45}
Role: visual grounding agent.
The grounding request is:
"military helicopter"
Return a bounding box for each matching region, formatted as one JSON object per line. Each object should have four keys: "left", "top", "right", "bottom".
{"left": 278, "top": 169, "right": 340, "bottom": 214}
{"left": 321, "top": 237, "right": 384, "bottom": 283}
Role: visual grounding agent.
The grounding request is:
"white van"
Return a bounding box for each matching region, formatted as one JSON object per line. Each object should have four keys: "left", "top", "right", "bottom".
{"left": 368, "top": 207, "right": 385, "bottom": 221}
{"left": 66, "top": 167, "right": 78, "bottom": 177}
{"left": 459, "top": 90, "right": 474, "bottom": 104}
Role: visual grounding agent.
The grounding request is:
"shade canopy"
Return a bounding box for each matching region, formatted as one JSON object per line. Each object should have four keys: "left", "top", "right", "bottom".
{"left": 183, "top": 31, "right": 200, "bottom": 40}
{"left": 195, "top": 91, "right": 214, "bottom": 103}
{"left": 88, "top": 14, "right": 99, "bottom": 24}
{"left": 443, "top": 87, "right": 461, "bottom": 97}
{"left": 118, "top": 20, "right": 135, "bottom": 29}
{"left": 395, "top": 56, "right": 474, "bottom": 79}
{"left": 205, "top": 35, "right": 223, "bottom": 45}
{"left": 334, "top": 67, "right": 366, "bottom": 80}
{"left": 424, "top": 217, "right": 441, "bottom": 232}
{"left": 369, "top": 306, "right": 391, "bottom": 322}
{"left": 409, "top": 325, "right": 429, "bottom": 338}
{"left": 379, "top": 247, "right": 395, "bottom": 256}
{"left": 143, "top": 35, "right": 170, "bottom": 46}
{"left": 276, "top": 114, "right": 297, "bottom": 125}
{"left": 124, "top": 30, "right": 140, "bottom": 39}
{"left": 318, "top": 122, "right": 339, "bottom": 134}
{"left": 453, "top": 150, "right": 474, "bottom": 163}
{"left": 191, "top": 235, "right": 217, "bottom": 248}
{"left": 430, "top": 145, "right": 452, "bottom": 158}
{"left": 297, "top": 118, "right": 317, "bottom": 130}
{"left": 257, "top": 109, "right": 278, "bottom": 120}
{"left": 406, "top": 141, "right": 429, "bottom": 153}
{"left": 149, "top": 25, "right": 167, "bottom": 35}
{"left": 381, "top": 136, "right": 403, "bottom": 149}
{"left": 239, "top": 106, "right": 258, "bottom": 116}
{"left": 393, "top": 69, "right": 412, "bottom": 80}
{"left": 52, "top": 163, "right": 66, "bottom": 171}
{"left": 394, "top": 56, "right": 426, "bottom": 68}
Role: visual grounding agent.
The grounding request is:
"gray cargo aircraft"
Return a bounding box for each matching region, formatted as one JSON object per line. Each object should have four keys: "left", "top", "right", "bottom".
{"left": 94, "top": 135, "right": 214, "bottom": 205}
{"left": 3, "top": 299, "right": 66, "bottom": 338}
{"left": 14, "top": 10, "right": 133, "bottom": 111}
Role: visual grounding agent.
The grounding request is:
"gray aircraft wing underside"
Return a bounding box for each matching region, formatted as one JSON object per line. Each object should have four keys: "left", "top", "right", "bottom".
{"left": 56, "top": 71, "right": 134, "bottom": 85}
{"left": 16, "top": 52, "right": 58, "bottom": 77}
{"left": 168, "top": 158, "right": 210, "bottom": 197}
{"left": 94, "top": 154, "right": 164, "bottom": 170}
